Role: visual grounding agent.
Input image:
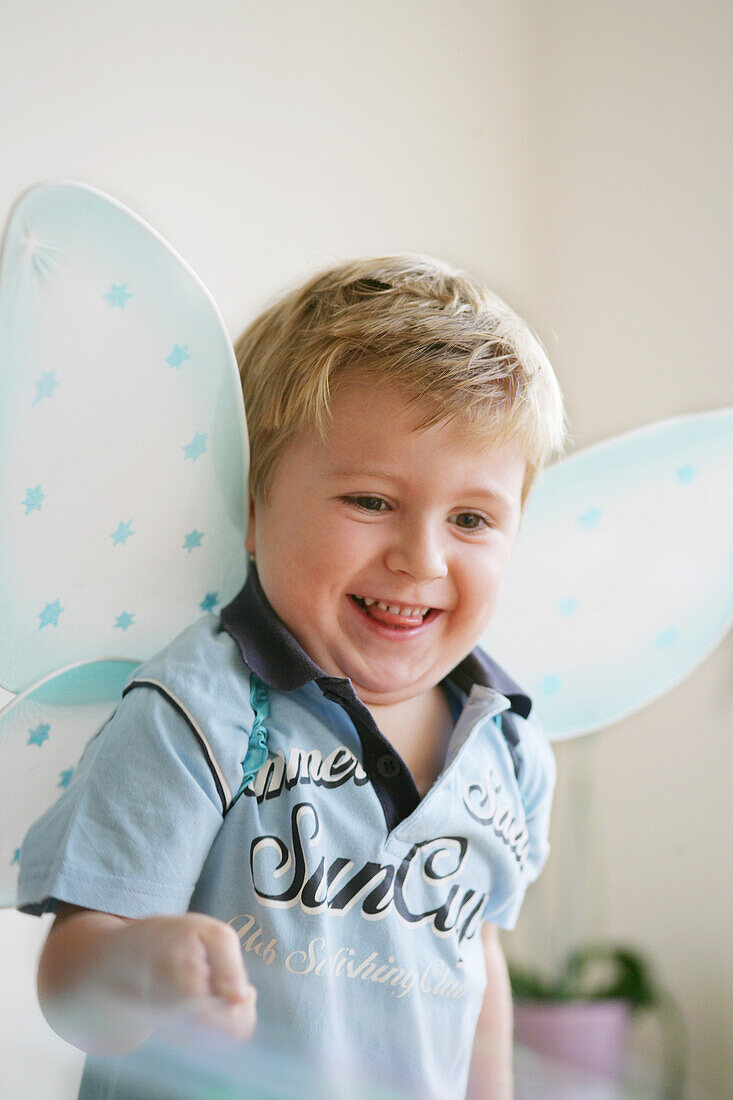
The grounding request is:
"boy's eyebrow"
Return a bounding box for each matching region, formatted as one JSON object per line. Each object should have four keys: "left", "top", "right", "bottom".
{"left": 460, "top": 487, "right": 516, "bottom": 510}
{"left": 452, "top": 486, "right": 517, "bottom": 512}
{"left": 326, "top": 467, "right": 396, "bottom": 480}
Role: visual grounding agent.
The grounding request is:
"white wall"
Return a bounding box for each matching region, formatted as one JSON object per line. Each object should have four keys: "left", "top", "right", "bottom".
{"left": 0, "top": 0, "right": 537, "bottom": 335}
{"left": 1, "top": 2, "right": 730, "bottom": 1098}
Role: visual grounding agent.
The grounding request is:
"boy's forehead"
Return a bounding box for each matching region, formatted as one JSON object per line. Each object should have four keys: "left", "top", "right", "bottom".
{"left": 320, "top": 382, "right": 524, "bottom": 466}
{"left": 272, "top": 384, "right": 524, "bottom": 503}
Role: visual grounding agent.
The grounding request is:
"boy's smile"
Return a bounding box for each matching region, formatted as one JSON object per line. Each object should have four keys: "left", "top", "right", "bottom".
{"left": 246, "top": 382, "right": 526, "bottom": 707}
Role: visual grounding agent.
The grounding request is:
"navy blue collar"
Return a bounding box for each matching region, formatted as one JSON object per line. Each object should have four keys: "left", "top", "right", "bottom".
{"left": 221, "top": 565, "right": 532, "bottom": 719}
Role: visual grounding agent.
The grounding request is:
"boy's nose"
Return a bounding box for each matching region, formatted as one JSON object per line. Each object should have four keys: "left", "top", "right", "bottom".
{"left": 384, "top": 522, "right": 448, "bottom": 583}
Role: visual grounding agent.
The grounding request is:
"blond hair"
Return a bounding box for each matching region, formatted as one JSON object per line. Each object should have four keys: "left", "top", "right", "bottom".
{"left": 235, "top": 254, "right": 566, "bottom": 502}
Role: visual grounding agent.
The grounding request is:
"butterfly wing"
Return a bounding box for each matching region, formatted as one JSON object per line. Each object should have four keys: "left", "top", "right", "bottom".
{"left": 483, "top": 410, "right": 733, "bottom": 739}
{"left": 0, "top": 182, "right": 249, "bottom": 907}
{"left": 0, "top": 182, "right": 249, "bottom": 694}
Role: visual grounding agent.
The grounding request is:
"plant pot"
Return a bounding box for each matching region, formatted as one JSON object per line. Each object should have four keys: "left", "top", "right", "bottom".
{"left": 513, "top": 997, "right": 632, "bottom": 1081}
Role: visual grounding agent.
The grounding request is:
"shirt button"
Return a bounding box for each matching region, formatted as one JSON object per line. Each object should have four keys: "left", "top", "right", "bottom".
{"left": 376, "top": 753, "right": 401, "bottom": 779}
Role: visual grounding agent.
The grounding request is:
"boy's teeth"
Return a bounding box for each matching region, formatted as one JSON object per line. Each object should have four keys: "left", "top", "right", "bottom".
{"left": 356, "top": 596, "right": 431, "bottom": 619}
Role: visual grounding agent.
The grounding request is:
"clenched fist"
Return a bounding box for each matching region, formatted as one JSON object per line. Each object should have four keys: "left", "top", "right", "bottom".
{"left": 38, "top": 905, "right": 257, "bottom": 1054}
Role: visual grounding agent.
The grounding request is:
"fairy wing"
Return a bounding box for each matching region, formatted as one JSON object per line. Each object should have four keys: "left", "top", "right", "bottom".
{"left": 0, "top": 182, "right": 248, "bottom": 905}
{"left": 482, "top": 410, "right": 733, "bottom": 740}
{"left": 0, "top": 181, "right": 248, "bottom": 694}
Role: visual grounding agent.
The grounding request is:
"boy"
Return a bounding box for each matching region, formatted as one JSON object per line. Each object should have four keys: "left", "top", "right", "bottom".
{"left": 18, "top": 255, "right": 565, "bottom": 1099}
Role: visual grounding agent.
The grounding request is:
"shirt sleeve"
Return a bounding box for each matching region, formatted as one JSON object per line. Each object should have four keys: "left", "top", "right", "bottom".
{"left": 16, "top": 685, "right": 225, "bottom": 919}
{"left": 484, "top": 715, "right": 556, "bottom": 931}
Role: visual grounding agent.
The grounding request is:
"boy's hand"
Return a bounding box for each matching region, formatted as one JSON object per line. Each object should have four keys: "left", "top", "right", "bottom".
{"left": 39, "top": 905, "right": 257, "bottom": 1054}
{"left": 110, "top": 911, "right": 258, "bottom": 1042}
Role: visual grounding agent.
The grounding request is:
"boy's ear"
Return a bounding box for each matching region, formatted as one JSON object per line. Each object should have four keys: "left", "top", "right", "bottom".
{"left": 245, "top": 495, "right": 256, "bottom": 555}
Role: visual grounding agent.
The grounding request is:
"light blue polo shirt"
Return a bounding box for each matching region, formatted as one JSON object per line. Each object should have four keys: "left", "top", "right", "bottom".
{"left": 18, "top": 568, "right": 555, "bottom": 1100}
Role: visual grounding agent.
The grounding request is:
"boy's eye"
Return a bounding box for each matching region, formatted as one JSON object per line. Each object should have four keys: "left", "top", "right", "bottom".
{"left": 451, "top": 512, "right": 489, "bottom": 531}
{"left": 343, "top": 495, "right": 389, "bottom": 513}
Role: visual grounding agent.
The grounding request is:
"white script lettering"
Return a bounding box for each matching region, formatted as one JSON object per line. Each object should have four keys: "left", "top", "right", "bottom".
{"left": 462, "top": 768, "right": 529, "bottom": 867}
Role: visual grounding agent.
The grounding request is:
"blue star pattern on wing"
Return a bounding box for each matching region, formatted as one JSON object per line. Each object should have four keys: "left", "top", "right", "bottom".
{"left": 32, "top": 370, "right": 59, "bottom": 406}
{"left": 183, "top": 529, "right": 204, "bottom": 552}
{"left": 166, "top": 344, "right": 191, "bottom": 368}
{"left": 578, "top": 507, "right": 602, "bottom": 531}
{"left": 541, "top": 674, "right": 562, "bottom": 696}
{"left": 183, "top": 432, "right": 208, "bottom": 462}
{"left": 677, "top": 464, "right": 696, "bottom": 485}
{"left": 656, "top": 628, "right": 678, "bottom": 649}
{"left": 200, "top": 591, "right": 219, "bottom": 613}
{"left": 111, "top": 520, "right": 135, "bottom": 546}
{"left": 115, "top": 611, "right": 135, "bottom": 630}
{"left": 28, "top": 722, "right": 51, "bottom": 747}
{"left": 104, "top": 283, "right": 132, "bottom": 309}
{"left": 11, "top": 849, "right": 20, "bottom": 866}
{"left": 59, "top": 768, "right": 74, "bottom": 789}
{"left": 23, "top": 485, "right": 46, "bottom": 514}
{"left": 38, "top": 599, "right": 64, "bottom": 629}
{"left": 557, "top": 597, "right": 579, "bottom": 617}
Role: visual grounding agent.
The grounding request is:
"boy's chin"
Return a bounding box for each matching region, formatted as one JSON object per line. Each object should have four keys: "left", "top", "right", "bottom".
{"left": 348, "top": 670, "right": 444, "bottom": 708}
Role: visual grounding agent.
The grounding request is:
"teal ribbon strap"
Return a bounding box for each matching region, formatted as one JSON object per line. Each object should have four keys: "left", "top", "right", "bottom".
{"left": 231, "top": 671, "right": 270, "bottom": 806}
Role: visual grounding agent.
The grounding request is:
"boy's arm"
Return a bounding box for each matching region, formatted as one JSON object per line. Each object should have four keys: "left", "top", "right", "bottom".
{"left": 466, "top": 922, "right": 514, "bottom": 1100}
{"left": 37, "top": 902, "right": 257, "bottom": 1056}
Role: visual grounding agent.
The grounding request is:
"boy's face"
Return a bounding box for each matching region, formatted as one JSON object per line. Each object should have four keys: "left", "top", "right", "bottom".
{"left": 246, "top": 381, "right": 525, "bottom": 707}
